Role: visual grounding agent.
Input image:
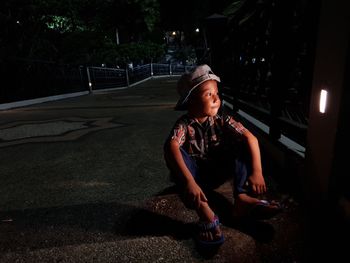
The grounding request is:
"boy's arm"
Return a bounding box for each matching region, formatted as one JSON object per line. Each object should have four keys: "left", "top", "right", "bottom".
{"left": 165, "top": 140, "right": 208, "bottom": 208}
{"left": 241, "top": 129, "right": 267, "bottom": 195}
{"left": 224, "top": 114, "right": 267, "bottom": 194}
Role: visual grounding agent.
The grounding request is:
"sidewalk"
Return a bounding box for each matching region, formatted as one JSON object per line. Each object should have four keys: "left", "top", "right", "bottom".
{"left": 0, "top": 77, "right": 305, "bottom": 262}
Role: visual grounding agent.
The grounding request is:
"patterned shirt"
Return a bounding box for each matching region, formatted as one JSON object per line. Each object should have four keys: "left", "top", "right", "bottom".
{"left": 165, "top": 113, "right": 247, "bottom": 162}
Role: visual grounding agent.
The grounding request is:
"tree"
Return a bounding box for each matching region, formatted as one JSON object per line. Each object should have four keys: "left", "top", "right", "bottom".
{"left": 1, "top": 0, "right": 164, "bottom": 65}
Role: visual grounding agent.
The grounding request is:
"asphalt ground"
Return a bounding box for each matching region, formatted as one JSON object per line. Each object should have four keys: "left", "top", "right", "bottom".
{"left": 0, "top": 76, "right": 305, "bottom": 262}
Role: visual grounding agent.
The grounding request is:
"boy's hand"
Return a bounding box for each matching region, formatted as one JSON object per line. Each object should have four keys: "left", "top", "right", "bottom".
{"left": 248, "top": 172, "right": 267, "bottom": 195}
{"left": 185, "top": 180, "right": 208, "bottom": 209}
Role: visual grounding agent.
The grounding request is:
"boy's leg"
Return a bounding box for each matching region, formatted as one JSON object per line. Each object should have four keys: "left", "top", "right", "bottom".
{"left": 164, "top": 147, "right": 199, "bottom": 184}
{"left": 200, "top": 153, "right": 250, "bottom": 193}
{"left": 233, "top": 158, "right": 250, "bottom": 196}
{"left": 179, "top": 147, "right": 199, "bottom": 181}
{"left": 167, "top": 148, "right": 223, "bottom": 243}
{"left": 231, "top": 158, "right": 283, "bottom": 219}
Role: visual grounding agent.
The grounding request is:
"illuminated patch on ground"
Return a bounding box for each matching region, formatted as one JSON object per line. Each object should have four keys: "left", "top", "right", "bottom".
{"left": 0, "top": 117, "right": 124, "bottom": 148}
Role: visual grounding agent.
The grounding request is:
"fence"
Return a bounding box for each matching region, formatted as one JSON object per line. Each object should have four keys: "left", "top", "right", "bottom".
{"left": 206, "top": 1, "right": 320, "bottom": 149}
{"left": 0, "top": 58, "right": 86, "bottom": 104}
{"left": 1, "top": 61, "right": 194, "bottom": 106}
{"left": 86, "top": 63, "right": 194, "bottom": 91}
{"left": 86, "top": 66, "right": 127, "bottom": 91}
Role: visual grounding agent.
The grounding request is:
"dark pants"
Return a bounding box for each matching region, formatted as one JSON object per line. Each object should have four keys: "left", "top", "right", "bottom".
{"left": 173, "top": 147, "right": 251, "bottom": 197}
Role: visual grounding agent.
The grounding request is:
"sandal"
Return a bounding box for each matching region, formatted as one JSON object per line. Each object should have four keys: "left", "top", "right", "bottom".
{"left": 247, "top": 200, "right": 283, "bottom": 220}
{"left": 196, "top": 215, "right": 225, "bottom": 247}
{"left": 233, "top": 199, "right": 283, "bottom": 221}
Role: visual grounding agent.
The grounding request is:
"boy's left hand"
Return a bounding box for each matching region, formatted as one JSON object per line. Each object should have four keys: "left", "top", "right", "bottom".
{"left": 248, "top": 172, "right": 267, "bottom": 195}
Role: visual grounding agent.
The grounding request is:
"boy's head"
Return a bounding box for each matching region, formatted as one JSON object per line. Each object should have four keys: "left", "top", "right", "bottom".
{"left": 175, "top": 64, "right": 221, "bottom": 111}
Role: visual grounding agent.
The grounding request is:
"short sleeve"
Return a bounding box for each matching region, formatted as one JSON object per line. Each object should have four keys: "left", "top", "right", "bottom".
{"left": 170, "top": 123, "right": 187, "bottom": 147}
{"left": 224, "top": 115, "right": 247, "bottom": 135}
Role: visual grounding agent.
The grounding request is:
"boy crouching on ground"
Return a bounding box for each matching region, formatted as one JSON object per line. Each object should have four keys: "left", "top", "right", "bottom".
{"left": 164, "top": 64, "right": 282, "bottom": 246}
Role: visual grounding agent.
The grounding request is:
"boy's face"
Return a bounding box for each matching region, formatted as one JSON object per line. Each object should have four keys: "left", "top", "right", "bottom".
{"left": 188, "top": 80, "right": 221, "bottom": 118}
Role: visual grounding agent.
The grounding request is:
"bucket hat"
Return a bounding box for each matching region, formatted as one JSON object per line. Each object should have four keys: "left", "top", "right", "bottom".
{"left": 175, "top": 64, "right": 220, "bottom": 110}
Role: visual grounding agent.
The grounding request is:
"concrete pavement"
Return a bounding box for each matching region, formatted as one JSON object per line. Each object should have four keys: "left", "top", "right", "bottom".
{"left": 0, "top": 77, "right": 305, "bottom": 262}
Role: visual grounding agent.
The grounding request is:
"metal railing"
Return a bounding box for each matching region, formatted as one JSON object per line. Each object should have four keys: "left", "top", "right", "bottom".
{"left": 1, "top": 61, "right": 194, "bottom": 105}
{"left": 128, "top": 64, "right": 152, "bottom": 84}
{"left": 86, "top": 63, "right": 194, "bottom": 92}
{"left": 87, "top": 66, "right": 127, "bottom": 91}
{"left": 210, "top": 1, "right": 320, "bottom": 148}
{"left": 0, "top": 59, "right": 85, "bottom": 104}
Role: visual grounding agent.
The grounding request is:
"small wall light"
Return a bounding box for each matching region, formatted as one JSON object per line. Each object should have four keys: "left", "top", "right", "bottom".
{"left": 319, "top": 89, "right": 328, "bottom": 113}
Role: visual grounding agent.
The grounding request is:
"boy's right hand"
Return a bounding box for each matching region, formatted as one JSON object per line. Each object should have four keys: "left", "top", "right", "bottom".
{"left": 185, "top": 180, "right": 208, "bottom": 209}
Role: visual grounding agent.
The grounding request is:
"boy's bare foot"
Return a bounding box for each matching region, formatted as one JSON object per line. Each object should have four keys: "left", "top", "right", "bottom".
{"left": 232, "top": 193, "right": 282, "bottom": 220}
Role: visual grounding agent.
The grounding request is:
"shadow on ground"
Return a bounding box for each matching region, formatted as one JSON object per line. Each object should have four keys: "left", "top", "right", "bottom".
{"left": 0, "top": 183, "right": 306, "bottom": 262}
{"left": 0, "top": 198, "right": 194, "bottom": 252}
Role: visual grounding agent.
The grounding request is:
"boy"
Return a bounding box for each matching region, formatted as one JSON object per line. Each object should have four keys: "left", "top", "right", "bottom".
{"left": 164, "top": 64, "right": 282, "bottom": 246}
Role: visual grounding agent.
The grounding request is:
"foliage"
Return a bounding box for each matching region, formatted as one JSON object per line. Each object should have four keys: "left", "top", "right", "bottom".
{"left": 1, "top": 0, "right": 242, "bottom": 66}
{"left": 113, "top": 41, "right": 165, "bottom": 65}
{"left": 1, "top": 0, "right": 163, "bottom": 65}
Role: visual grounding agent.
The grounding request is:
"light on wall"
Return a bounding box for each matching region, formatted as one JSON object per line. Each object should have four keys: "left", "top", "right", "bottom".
{"left": 319, "top": 89, "right": 328, "bottom": 113}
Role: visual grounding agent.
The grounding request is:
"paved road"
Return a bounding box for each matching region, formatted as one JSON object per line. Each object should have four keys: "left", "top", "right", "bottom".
{"left": 0, "top": 77, "right": 304, "bottom": 262}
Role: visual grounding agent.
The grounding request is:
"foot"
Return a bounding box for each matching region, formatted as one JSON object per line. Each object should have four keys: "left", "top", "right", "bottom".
{"left": 197, "top": 215, "right": 225, "bottom": 246}
{"left": 232, "top": 194, "right": 282, "bottom": 220}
